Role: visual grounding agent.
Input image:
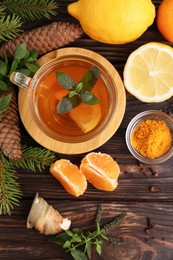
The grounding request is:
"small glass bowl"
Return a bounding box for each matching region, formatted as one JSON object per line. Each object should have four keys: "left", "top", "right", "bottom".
{"left": 125, "top": 110, "right": 173, "bottom": 164}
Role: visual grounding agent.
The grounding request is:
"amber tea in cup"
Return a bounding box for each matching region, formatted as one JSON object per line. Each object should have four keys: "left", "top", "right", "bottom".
{"left": 36, "top": 61, "right": 109, "bottom": 139}
{"left": 10, "top": 48, "right": 121, "bottom": 144}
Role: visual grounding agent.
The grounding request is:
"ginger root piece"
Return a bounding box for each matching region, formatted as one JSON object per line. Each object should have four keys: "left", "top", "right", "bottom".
{"left": 27, "top": 193, "right": 71, "bottom": 235}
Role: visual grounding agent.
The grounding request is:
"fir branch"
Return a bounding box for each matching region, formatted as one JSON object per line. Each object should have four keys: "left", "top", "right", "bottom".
{"left": 12, "top": 145, "right": 56, "bottom": 172}
{"left": 0, "top": 152, "right": 22, "bottom": 215}
{"left": 0, "top": 14, "right": 22, "bottom": 41}
{"left": 0, "top": 145, "right": 55, "bottom": 215}
{"left": 1, "top": 0, "right": 58, "bottom": 21}
{"left": 0, "top": 6, "right": 6, "bottom": 16}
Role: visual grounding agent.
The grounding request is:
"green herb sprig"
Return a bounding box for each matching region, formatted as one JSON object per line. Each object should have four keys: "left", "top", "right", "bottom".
{"left": 0, "top": 43, "right": 40, "bottom": 114}
{"left": 56, "top": 67, "right": 100, "bottom": 114}
{"left": 50, "top": 204, "right": 127, "bottom": 260}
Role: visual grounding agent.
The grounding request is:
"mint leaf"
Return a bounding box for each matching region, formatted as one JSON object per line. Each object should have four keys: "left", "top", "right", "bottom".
{"left": 26, "top": 50, "right": 39, "bottom": 62}
{"left": 73, "top": 234, "right": 82, "bottom": 243}
{"left": 25, "top": 62, "right": 40, "bottom": 73}
{"left": 80, "top": 90, "right": 99, "bottom": 105}
{"left": 86, "top": 241, "right": 92, "bottom": 259}
{"left": 57, "top": 95, "right": 81, "bottom": 114}
{"left": 56, "top": 72, "right": 75, "bottom": 90}
{"left": 0, "top": 80, "right": 8, "bottom": 91}
{"left": 96, "top": 243, "right": 102, "bottom": 255}
{"left": 50, "top": 232, "right": 71, "bottom": 246}
{"left": 56, "top": 66, "right": 100, "bottom": 114}
{"left": 23, "top": 49, "right": 30, "bottom": 60}
{"left": 100, "top": 233, "right": 109, "bottom": 240}
{"left": 0, "top": 93, "right": 12, "bottom": 114}
{"left": 10, "top": 59, "right": 19, "bottom": 74}
{"left": 63, "top": 240, "right": 71, "bottom": 248}
{"left": 14, "top": 43, "right": 27, "bottom": 60}
{"left": 72, "top": 228, "right": 83, "bottom": 235}
{"left": 68, "top": 90, "right": 77, "bottom": 99}
{"left": 57, "top": 97, "right": 73, "bottom": 114}
{"left": 71, "top": 249, "right": 88, "bottom": 260}
{"left": 75, "top": 82, "right": 83, "bottom": 93}
{"left": 69, "top": 82, "right": 83, "bottom": 98}
{"left": 65, "top": 230, "right": 74, "bottom": 237}
{"left": 80, "top": 67, "right": 100, "bottom": 92}
{"left": 0, "top": 60, "right": 7, "bottom": 76}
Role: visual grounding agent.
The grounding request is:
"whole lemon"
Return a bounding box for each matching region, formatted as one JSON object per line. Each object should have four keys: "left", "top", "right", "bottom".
{"left": 68, "top": 0, "right": 155, "bottom": 44}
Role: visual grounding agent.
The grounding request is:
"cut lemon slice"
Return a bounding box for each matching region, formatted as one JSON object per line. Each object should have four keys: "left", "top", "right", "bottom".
{"left": 69, "top": 103, "right": 101, "bottom": 133}
{"left": 123, "top": 42, "right": 173, "bottom": 102}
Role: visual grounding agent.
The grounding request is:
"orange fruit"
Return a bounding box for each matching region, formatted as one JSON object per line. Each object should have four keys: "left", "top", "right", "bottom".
{"left": 80, "top": 152, "right": 120, "bottom": 191}
{"left": 50, "top": 159, "right": 87, "bottom": 197}
{"left": 157, "top": 0, "right": 173, "bottom": 42}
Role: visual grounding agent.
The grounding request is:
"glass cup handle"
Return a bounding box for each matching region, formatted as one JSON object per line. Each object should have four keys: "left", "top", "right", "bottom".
{"left": 10, "top": 72, "right": 31, "bottom": 90}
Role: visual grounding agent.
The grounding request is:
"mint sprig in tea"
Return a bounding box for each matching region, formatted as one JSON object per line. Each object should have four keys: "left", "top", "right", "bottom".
{"left": 56, "top": 67, "right": 100, "bottom": 114}
{"left": 36, "top": 62, "right": 109, "bottom": 136}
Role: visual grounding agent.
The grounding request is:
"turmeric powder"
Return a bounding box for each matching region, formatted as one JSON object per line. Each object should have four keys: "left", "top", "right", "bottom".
{"left": 131, "top": 119, "right": 172, "bottom": 159}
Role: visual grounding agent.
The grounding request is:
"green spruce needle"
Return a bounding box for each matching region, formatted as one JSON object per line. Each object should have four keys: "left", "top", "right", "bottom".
{"left": 56, "top": 67, "right": 100, "bottom": 114}
{"left": 0, "top": 152, "right": 22, "bottom": 215}
{"left": 0, "top": 145, "right": 55, "bottom": 215}
{"left": 12, "top": 145, "right": 56, "bottom": 172}
{"left": 50, "top": 204, "right": 127, "bottom": 260}
{"left": 0, "top": 0, "right": 58, "bottom": 42}
{"left": 1, "top": 0, "right": 58, "bottom": 21}
{"left": 0, "top": 14, "right": 22, "bottom": 41}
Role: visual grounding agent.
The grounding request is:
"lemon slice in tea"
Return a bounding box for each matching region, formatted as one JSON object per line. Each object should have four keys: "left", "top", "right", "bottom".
{"left": 69, "top": 103, "right": 101, "bottom": 133}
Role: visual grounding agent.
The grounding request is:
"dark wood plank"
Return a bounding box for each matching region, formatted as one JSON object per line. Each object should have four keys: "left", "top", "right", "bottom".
{"left": 1, "top": 1, "right": 173, "bottom": 260}
{"left": 1, "top": 201, "right": 173, "bottom": 260}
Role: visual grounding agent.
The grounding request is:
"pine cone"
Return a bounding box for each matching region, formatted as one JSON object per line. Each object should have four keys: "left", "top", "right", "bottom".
{"left": 0, "top": 22, "right": 84, "bottom": 59}
{"left": 0, "top": 86, "right": 22, "bottom": 160}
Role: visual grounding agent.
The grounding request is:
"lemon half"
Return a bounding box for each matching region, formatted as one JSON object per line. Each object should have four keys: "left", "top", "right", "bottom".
{"left": 123, "top": 42, "right": 173, "bottom": 102}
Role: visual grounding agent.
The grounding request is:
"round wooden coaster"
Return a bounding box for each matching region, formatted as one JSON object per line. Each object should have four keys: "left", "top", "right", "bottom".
{"left": 18, "top": 48, "right": 126, "bottom": 154}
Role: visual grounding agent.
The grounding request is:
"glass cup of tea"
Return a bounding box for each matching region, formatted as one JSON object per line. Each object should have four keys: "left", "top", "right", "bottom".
{"left": 10, "top": 47, "right": 126, "bottom": 154}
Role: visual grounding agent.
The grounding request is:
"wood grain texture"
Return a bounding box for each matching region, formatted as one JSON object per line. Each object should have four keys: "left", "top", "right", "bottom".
{"left": 1, "top": 0, "right": 173, "bottom": 259}
{"left": 1, "top": 201, "right": 173, "bottom": 260}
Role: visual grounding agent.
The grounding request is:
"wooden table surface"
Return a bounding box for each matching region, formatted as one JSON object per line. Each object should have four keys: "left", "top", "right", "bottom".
{"left": 1, "top": 1, "right": 173, "bottom": 259}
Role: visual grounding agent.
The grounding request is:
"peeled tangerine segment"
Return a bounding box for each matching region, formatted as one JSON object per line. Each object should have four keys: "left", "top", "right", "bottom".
{"left": 86, "top": 152, "right": 120, "bottom": 179}
{"left": 27, "top": 193, "right": 71, "bottom": 235}
{"left": 80, "top": 152, "right": 120, "bottom": 191}
{"left": 50, "top": 159, "right": 87, "bottom": 197}
{"left": 69, "top": 103, "right": 101, "bottom": 133}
